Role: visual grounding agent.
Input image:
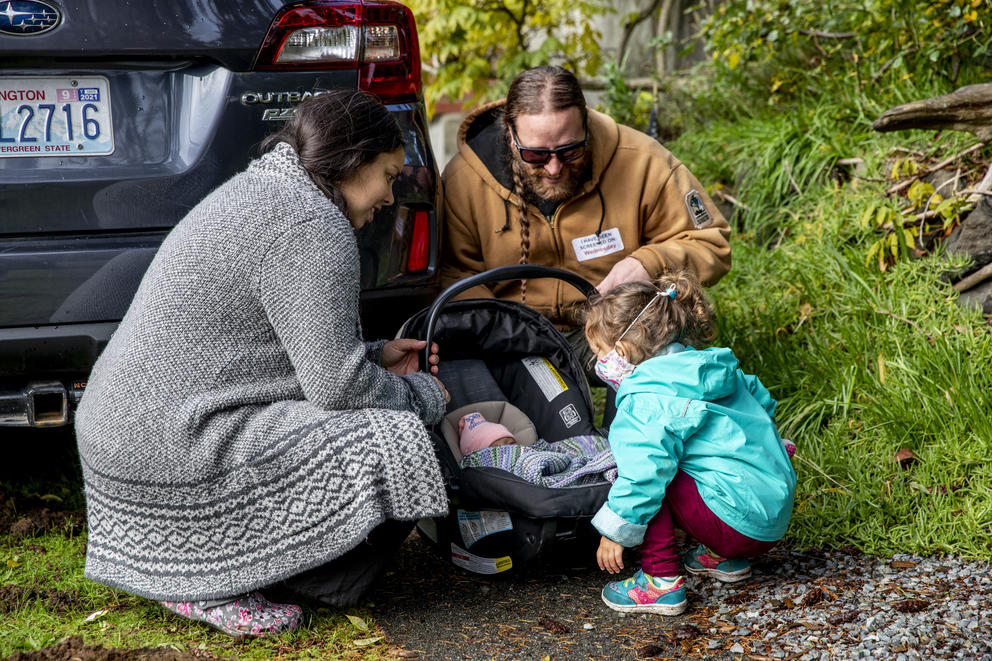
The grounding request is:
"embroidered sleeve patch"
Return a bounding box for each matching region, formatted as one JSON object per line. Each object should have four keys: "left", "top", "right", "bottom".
{"left": 684, "top": 190, "right": 713, "bottom": 228}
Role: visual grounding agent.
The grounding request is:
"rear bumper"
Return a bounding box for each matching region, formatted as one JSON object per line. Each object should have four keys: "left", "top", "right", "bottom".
{"left": 0, "top": 280, "right": 439, "bottom": 427}
{"left": 0, "top": 322, "right": 113, "bottom": 427}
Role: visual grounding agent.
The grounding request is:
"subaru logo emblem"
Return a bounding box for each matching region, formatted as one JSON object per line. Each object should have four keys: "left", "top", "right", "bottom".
{"left": 0, "top": 0, "right": 62, "bottom": 36}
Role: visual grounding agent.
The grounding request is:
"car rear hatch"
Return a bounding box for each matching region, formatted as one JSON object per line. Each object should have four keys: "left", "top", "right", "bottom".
{"left": 0, "top": 0, "right": 437, "bottom": 328}
{"left": 1, "top": 0, "right": 440, "bottom": 425}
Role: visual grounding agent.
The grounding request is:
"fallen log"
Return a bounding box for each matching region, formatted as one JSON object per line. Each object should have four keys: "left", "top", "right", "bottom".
{"left": 872, "top": 83, "right": 992, "bottom": 142}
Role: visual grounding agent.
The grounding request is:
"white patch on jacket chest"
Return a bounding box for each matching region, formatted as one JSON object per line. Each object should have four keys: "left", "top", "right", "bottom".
{"left": 572, "top": 227, "right": 624, "bottom": 261}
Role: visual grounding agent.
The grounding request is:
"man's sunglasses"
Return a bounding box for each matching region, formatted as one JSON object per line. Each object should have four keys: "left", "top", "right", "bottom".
{"left": 510, "top": 128, "right": 588, "bottom": 166}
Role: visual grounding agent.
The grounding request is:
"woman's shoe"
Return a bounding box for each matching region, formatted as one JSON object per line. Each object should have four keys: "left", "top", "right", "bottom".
{"left": 160, "top": 591, "right": 303, "bottom": 638}
{"left": 601, "top": 569, "right": 687, "bottom": 615}
{"left": 681, "top": 544, "right": 751, "bottom": 582}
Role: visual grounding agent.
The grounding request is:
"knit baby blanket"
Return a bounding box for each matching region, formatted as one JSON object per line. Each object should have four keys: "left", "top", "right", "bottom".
{"left": 460, "top": 435, "right": 617, "bottom": 488}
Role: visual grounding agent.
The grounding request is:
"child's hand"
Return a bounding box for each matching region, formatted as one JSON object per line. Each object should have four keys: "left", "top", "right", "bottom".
{"left": 596, "top": 536, "right": 625, "bottom": 574}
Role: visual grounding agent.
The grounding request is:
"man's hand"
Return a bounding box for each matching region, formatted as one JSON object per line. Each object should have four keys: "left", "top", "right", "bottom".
{"left": 381, "top": 339, "right": 440, "bottom": 376}
{"left": 596, "top": 536, "right": 625, "bottom": 574}
{"left": 596, "top": 256, "right": 650, "bottom": 294}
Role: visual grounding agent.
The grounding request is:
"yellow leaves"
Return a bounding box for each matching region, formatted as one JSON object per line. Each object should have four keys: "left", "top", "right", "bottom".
{"left": 877, "top": 353, "right": 887, "bottom": 385}
{"left": 906, "top": 180, "right": 938, "bottom": 210}
{"left": 353, "top": 637, "right": 382, "bottom": 647}
{"left": 82, "top": 609, "right": 109, "bottom": 623}
{"left": 889, "top": 157, "right": 919, "bottom": 180}
{"left": 346, "top": 613, "right": 382, "bottom": 647}
{"left": 726, "top": 51, "right": 741, "bottom": 69}
{"left": 346, "top": 613, "right": 370, "bottom": 631}
{"left": 410, "top": 0, "right": 605, "bottom": 120}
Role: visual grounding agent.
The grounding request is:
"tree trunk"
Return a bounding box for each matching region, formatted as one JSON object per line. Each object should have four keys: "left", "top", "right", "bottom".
{"left": 872, "top": 83, "right": 992, "bottom": 142}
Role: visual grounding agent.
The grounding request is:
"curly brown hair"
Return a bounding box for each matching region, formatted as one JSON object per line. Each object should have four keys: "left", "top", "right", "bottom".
{"left": 584, "top": 270, "right": 717, "bottom": 364}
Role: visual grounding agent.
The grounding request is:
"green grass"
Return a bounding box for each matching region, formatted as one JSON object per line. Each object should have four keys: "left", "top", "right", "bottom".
{"left": 0, "top": 435, "right": 395, "bottom": 660}
{"left": 670, "top": 104, "right": 992, "bottom": 560}
{"left": 1, "top": 528, "right": 396, "bottom": 659}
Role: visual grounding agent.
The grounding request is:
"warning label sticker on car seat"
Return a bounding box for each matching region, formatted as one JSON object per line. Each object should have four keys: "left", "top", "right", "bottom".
{"left": 450, "top": 543, "right": 513, "bottom": 574}
{"left": 520, "top": 356, "right": 568, "bottom": 401}
{"left": 457, "top": 509, "right": 513, "bottom": 548}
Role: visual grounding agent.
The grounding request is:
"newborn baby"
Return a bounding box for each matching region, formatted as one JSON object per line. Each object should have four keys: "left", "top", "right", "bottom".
{"left": 458, "top": 412, "right": 516, "bottom": 456}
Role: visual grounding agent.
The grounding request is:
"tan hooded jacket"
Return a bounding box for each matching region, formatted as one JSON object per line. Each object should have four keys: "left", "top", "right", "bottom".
{"left": 440, "top": 100, "right": 732, "bottom": 328}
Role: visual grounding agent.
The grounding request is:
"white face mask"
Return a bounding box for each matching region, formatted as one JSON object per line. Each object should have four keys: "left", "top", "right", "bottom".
{"left": 592, "top": 284, "right": 677, "bottom": 391}
{"left": 594, "top": 348, "right": 635, "bottom": 391}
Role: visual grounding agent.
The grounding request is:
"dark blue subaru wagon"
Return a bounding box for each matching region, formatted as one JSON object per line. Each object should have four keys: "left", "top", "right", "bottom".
{"left": 0, "top": 0, "right": 442, "bottom": 428}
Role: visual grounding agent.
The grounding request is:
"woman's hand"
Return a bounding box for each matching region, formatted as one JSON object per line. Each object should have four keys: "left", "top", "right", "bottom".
{"left": 596, "top": 536, "right": 625, "bottom": 574}
{"left": 381, "top": 339, "right": 440, "bottom": 375}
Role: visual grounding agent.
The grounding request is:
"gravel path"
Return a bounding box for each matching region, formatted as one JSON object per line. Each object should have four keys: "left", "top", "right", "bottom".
{"left": 373, "top": 534, "right": 992, "bottom": 660}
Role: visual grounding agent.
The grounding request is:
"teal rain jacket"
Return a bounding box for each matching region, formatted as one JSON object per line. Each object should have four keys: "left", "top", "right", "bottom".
{"left": 591, "top": 343, "right": 796, "bottom": 547}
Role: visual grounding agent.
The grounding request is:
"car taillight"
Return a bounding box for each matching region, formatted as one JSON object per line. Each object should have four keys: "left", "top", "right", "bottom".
{"left": 255, "top": 0, "right": 422, "bottom": 103}
{"left": 406, "top": 208, "right": 430, "bottom": 272}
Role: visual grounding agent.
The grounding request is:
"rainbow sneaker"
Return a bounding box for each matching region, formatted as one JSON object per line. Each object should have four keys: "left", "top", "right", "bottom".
{"left": 681, "top": 544, "right": 751, "bottom": 582}
{"left": 601, "top": 570, "right": 687, "bottom": 615}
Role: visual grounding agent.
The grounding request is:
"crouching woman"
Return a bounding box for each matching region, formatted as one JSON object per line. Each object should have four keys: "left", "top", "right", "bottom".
{"left": 75, "top": 91, "right": 449, "bottom": 638}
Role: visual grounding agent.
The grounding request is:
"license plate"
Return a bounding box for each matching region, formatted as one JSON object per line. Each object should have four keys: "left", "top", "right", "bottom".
{"left": 0, "top": 76, "right": 114, "bottom": 158}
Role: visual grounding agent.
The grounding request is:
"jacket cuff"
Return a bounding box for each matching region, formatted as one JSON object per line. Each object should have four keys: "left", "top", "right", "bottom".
{"left": 401, "top": 371, "right": 446, "bottom": 426}
{"left": 629, "top": 247, "right": 664, "bottom": 279}
{"left": 591, "top": 503, "right": 646, "bottom": 547}
{"left": 365, "top": 339, "right": 387, "bottom": 366}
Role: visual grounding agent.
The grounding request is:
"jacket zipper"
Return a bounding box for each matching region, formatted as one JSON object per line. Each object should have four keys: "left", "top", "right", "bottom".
{"left": 546, "top": 207, "right": 565, "bottom": 321}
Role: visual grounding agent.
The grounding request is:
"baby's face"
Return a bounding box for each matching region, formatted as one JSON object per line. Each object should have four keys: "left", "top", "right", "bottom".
{"left": 490, "top": 437, "right": 516, "bottom": 447}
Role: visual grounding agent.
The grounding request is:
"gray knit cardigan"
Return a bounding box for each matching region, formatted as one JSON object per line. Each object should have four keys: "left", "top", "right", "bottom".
{"left": 75, "top": 143, "right": 448, "bottom": 601}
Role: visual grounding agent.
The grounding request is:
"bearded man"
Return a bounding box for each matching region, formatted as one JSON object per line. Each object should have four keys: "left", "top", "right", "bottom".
{"left": 439, "top": 65, "right": 732, "bottom": 400}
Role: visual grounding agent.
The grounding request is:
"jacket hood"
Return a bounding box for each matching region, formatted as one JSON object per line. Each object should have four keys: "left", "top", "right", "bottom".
{"left": 618, "top": 346, "right": 740, "bottom": 402}
{"left": 455, "top": 99, "right": 622, "bottom": 203}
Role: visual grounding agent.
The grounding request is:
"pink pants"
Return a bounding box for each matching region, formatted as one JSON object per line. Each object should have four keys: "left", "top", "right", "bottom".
{"left": 639, "top": 470, "right": 777, "bottom": 577}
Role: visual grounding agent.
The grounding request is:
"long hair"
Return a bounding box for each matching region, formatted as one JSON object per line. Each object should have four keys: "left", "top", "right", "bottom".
{"left": 502, "top": 66, "right": 587, "bottom": 301}
{"left": 261, "top": 90, "right": 403, "bottom": 215}
{"left": 584, "top": 270, "right": 717, "bottom": 364}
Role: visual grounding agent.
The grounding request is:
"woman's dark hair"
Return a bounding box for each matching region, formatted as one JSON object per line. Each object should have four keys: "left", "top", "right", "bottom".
{"left": 261, "top": 90, "right": 403, "bottom": 213}
{"left": 501, "top": 66, "right": 587, "bottom": 301}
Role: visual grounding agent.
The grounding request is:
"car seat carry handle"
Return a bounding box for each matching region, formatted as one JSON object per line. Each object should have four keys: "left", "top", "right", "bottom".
{"left": 422, "top": 265, "right": 596, "bottom": 371}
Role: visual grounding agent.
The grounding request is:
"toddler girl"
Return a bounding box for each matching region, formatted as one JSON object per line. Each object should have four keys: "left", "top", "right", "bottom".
{"left": 585, "top": 270, "right": 796, "bottom": 615}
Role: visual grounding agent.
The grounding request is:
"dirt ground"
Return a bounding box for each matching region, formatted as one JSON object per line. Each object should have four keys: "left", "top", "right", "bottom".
{"left": 2, "top": 636, "right": 214, "bottom": 661}
{"left": 5, "top": 430, "right": 984, "bottom": 661}
{"left": 371, "top": 531, "right": 743, "bottom": 661}
{"left": 0, "top": 429, "right": 733, "bottom": 661}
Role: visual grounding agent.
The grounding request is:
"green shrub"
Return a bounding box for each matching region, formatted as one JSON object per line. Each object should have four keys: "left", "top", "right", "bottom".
{"left": 701, "top": 0, "right": 992, "bottom": 112}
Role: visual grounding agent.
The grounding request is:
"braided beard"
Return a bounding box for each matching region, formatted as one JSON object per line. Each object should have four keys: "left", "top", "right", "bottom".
{"left": 510, "top": 149, "right": 591, "bottom": 202}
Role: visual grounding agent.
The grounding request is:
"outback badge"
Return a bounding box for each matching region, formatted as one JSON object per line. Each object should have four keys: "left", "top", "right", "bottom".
{"left": 0, "top": 0, "right": 62, "bottom": 36}
{"left": 684, "top": 189, "right": 713, "bottom": 229}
